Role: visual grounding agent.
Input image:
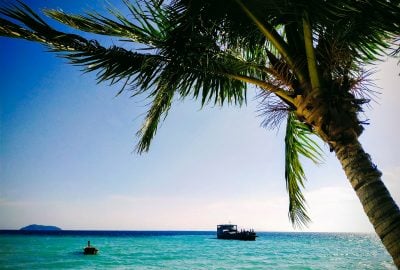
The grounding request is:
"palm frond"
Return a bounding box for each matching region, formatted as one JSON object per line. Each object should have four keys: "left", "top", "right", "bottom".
{"left": 64, "top": 46, "right": 165, "bottom": 89}
{"left": 0, "top": 1, "right": 278, "bottom": 151}
{"left": 285, "top": 112, "right": 323, "bottom": 228}
{"left": 44, "top": 0, "right": 170, "bottom": 47}
{"left": 0, "top": 1, "right": 88, "bottom": 50}
{"left": 313, "top": 0, "right": 400, "bottom": 63}
{"left": 390, "top": 37, "right": 400, "bottom": 58}
{"left": 135, "top": 78, "right": 175, "bottom": 153}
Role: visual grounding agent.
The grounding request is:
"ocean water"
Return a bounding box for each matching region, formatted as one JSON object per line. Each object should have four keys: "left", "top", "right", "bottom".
{"left": 0, "top": 231, "right": 395, "bottom": 269}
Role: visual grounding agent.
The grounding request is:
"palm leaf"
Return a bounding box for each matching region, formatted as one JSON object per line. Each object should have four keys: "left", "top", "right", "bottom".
{"left": 0, "top": 1, "right": 271, "bottom": 151}
{"left": 285, "top": 112, "right": 323, "bottom": 228}
{"left": 135, "top": 78, "right": 175, "bottom": 153}
{"left": 44, "top": 0, "right": 170, "bottom": 47}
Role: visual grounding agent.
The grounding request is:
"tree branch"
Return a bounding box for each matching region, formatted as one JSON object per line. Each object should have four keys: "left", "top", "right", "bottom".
{"left": 302, "top": 11, "right": 321, "bottom": 92}
{"left": 227, "top": 74, "right": 294, "bottom": 105}
{"left": 235, "top": 0, "right": 307, "bottom": 87}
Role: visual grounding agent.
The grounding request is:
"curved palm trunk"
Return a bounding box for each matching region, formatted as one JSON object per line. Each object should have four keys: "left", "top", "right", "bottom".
{"left": 333, "top": 139, "right": 400, "bottom": 267}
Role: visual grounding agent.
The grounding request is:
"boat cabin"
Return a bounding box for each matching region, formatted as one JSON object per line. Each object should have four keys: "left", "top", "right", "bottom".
{"left": 217, "top": 224, "right": 238, "bottom": 235}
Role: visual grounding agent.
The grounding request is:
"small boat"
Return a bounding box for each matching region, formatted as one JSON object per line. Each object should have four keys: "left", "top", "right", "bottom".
{"left": 83, "top": 241, "right": 98, "bottom": 255}
{"left": 217, "top": 224, "right": 256, "bottom": 241}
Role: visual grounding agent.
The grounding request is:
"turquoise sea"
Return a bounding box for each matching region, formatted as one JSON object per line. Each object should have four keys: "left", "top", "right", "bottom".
{"left": 0, "top": 231, "right": 395, "bottom": 269}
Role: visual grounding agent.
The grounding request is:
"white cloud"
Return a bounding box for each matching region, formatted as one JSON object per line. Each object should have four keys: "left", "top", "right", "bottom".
{"left": 383, "top": 166, "right": 400, "bottom": 204}
{"left": 305, "top": 187, "right": 373, "bottom": 233}
{"left": 2, "top": 182, "right": 397, "bottom": 233}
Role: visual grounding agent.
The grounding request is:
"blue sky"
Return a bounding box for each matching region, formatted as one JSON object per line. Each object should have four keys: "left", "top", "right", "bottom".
{"left": 0, "top": 0, "right": 399, "bottom": 232}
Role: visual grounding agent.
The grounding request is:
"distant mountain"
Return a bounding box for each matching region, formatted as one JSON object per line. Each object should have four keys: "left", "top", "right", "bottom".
{"left": 20, "top": 224, "right": 62, "bottom": 231}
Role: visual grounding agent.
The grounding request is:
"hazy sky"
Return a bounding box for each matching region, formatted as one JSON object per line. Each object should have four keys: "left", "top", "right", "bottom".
{"left": 0, "top": 0, "right": 399, "bottom": 232}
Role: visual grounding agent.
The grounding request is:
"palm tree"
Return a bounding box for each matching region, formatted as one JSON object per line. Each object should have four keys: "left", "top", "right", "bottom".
{"left": 1, "top": 0, "right": 399, "bottom": 265}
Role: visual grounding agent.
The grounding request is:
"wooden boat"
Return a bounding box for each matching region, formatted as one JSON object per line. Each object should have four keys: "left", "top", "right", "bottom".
{"left": 217, "top": 224, "right": 256, "bottom": 241}
{"left": 83, "top": 241, "right": 98, "bottom": 255}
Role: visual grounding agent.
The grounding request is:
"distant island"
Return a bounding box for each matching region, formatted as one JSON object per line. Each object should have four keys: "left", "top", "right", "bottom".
{"left": 20, "top": 224, "right": 62, "bottom": 231}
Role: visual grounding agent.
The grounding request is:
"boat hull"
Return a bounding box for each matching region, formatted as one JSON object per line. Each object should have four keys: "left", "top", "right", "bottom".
{"left": 217, "top": 232, "right": 256, "bottom": 241}
{"left": 83, "top": 247, "right": 98, "bottom": 255}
